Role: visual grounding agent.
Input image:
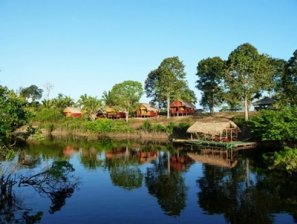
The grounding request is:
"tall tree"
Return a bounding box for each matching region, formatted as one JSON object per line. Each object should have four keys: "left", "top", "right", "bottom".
{"left": 109, "top": 80, "right": 143, "bottom": 122}
{"left": 196, "top": 57, "right": 225, "bottom": 114}
{"left": 145, "top": 69, "right": 165, "bottom": 108}
{"left": 225, "top": 43, "right": 272, "bottom": 121}
{"left": 281, "top": 49, "right": 297, "bottom": 105}
{"left": 77, "top": 94, "right": 102, "bottom": 120}
{"left": 19, "top": 85, "right": 43, "bottom": 103}
{"left": 145, "top": 56, "right": 193, "bottom": 118}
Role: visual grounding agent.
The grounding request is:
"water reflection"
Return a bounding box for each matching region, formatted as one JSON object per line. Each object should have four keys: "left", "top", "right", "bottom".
{"left": 1, "top": 138, "right": 296, "bottom": 223}
{"left": 145, "top": 151, "right": 187, "bottom": 216}
{"left": 0, "top": 155, "right": 79, "bottom": 223}
{"left": 197, "top": 155, "right": 297, "bottom": 223}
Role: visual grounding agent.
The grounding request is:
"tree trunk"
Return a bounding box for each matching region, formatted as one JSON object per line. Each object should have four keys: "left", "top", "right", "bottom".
{"left": 244, "top": 95, "right": 249, "bottom": 121}
{"left": 125, "top": 110, "right": 129, "bottom": 122}
{"left": 210, "top": 95, "right": 214, "bottom": 114}
{"left": 167, "top": 96, "right": 170, "bottom": 119}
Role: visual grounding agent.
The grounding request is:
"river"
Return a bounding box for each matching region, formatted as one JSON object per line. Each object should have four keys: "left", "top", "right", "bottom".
{"left": 0, "top": 138, "right": 296, "bottom": 223}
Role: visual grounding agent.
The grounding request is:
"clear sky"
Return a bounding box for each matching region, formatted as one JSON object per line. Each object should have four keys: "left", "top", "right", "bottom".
{"left": 0, "top": 0, "right": 296, "bottom": 106}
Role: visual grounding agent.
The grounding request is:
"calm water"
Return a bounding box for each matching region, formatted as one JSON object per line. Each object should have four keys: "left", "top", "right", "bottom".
{"left": 1, "top": 138, "right": 296, "bottom": 224}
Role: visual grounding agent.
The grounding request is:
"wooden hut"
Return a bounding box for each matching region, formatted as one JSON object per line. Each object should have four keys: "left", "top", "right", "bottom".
{"left": 187, "top": 120, "right": 240, "bottom": 142}
{"left": 170, "top": 100, "right": 195, "bottom": 116}
{"left": 63, "top": 107, "right": 82, "bottom": 118}
{"left": 136, "top": 103, "right": 159, "bottom": 117}
{"left": 97, "top": 107, "right": 126, "bottom": 119}
{"left": 253, "top": 97, "right": 275, "bottom": 111}
{"left": 187, "top": 148, "right": 238, "bottom": 168}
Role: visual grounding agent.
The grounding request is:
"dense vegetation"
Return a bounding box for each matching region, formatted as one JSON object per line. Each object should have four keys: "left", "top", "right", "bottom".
{"left": 249, "top": 107, "right": 297, "bottom": 174}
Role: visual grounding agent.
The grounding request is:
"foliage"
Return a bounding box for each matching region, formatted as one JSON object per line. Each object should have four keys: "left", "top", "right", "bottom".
{"left": 102, "top": 90, "right": 115, "bottom": 106}
{"left": 0, "top": 86, "right": 31, "bottom": 145}
{"left": 19, "top": 84, "right": 43, "bottom": 103}
{"left": 196, "top": 57, "right": 225, "bottom": 113}
{"left": 172, "top": 122, "right": 190, "bottom": 138}
{"left": 249, "top": 107, "right": 297, "bottom": 142}
{"left": 44, "top": 93, "right": 74, "bottom": 109}
{"left": 145, "top": 56, "right": 195, "bottom": 118}
{"left": 77, "top": 94, "right": 102, "bottom": 120}
{"left": 264, "top": 147, "right": 297, "bottom": 174}
{"left": 280, "top": 49, "right": 297, "bottom": 105}
{"left": 269, "top": 58, "right": 286, "bottom": 95}
{"left": 83, "top": 119, "right": 133, "bottom": 133}
{"left": 225, "top": 43, "right": 273, "bottom": 121}
{"left": 108, "top": 80, "right": 143, "bottom": 121}
{"left": 34, "top": 108, "right": 65, "bottom": 122}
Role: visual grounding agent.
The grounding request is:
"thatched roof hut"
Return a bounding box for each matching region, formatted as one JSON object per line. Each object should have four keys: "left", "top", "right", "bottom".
{"left": 187, "top": 120, "right": 240, "bottom": 141}
{"left": 136, "top": 103, "right": 159, "bottom": 117}
{"left": 63, "top": 107, "right": 82, "bottom": 117}
{"left": 253, "top": 97, "right": 275, "bottom": 111}
{"left": 187, "top": 152, "right": 238, "bottom": 168}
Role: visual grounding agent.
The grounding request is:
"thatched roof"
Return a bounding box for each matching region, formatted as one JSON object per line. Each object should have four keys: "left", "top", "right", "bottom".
{"left": 140, "top": 103, "right": 158, "bottom": 112}
{"left": 63, "top": 107, "right": 82, "bottom": 114}
{"left": 253, "top": 97, "right": 275, "bottom": 106}
{"left": 187, "top": 152, "right": 238, "bottom": 168}
{"left": 187, "top": 120, "right": 240, "bottom": 136}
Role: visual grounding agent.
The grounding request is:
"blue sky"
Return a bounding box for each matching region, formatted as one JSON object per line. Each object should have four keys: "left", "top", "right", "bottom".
{"left": 0, "top": 0, "right": 296, "bottom": 106}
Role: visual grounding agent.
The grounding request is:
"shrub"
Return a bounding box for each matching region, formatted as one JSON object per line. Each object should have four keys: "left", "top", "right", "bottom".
{"left": 34, "top": 108, "right": 64, "bottom": 123}
{"left": 249, "top": 107, "right": 297, "bottom": 142}
{"left": 139, "top": 120, "right": 153, "bottom": 132}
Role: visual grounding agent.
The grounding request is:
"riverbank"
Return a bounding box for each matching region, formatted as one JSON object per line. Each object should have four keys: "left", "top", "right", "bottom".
{"left": 25, "top": 111, "right": 258, "bottom": 145}
{"left": 29, "top": 112, "right": 249, "bottom": 142}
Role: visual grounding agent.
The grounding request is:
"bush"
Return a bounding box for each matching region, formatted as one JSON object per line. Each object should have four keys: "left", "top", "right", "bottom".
{"left": 139, "top": 120, "right": 153, "bottom": 132}
{"left": 249, "top": 107, "right": 297, "bottom": 142}
{"left": 83, "top": 119, "right": 133, "bottom": 134}
{"left": 172, "top": 122, "right": 190, "bottom": 138}
{"left": 34, "top": 108, "right": 64, "bottom": 123}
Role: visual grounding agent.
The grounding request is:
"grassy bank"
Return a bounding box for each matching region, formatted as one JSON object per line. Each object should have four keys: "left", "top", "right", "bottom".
{"left": 30, "top": 108, "right": 251, "bottom": 141}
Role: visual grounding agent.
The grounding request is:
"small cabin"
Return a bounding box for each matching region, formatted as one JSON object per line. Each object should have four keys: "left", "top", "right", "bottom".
{"left": 136, "top": 103, "right": 158, "bottom": 117}
{"left": 63, "top": 107, "right": 82, "bottom": 118}
{"left": 253, "top": 97, "right": 275, "bottom": 111}
{"left": 170, "top": 100, "right": 195, "bottom": 116}
{"left": 187, "top": 120, "right": 240, "bottom": 142}
{"left": 97, "top": 107, "right": 126, "bottom": 119}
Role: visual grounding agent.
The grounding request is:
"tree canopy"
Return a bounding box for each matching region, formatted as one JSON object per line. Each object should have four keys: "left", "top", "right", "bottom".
{"left": 19, "top": 84, "right": 43, "bottom": 103}
{"left": 280, "top": 50, "right": 297, "bottom": 106}
{"left": 109, "top": 80, "right": 143, "bottom": 122}
{"left": 145, "top": 56, "right": 195, "bottom": 118}
{"left": 196, "top": 57, "right": 225, "bottom": 114}
{"left": 225, "top": 43, "right": 273, "bottom": 120}
{"left": 77, "top": 94, "right": 102, "bottom": 120}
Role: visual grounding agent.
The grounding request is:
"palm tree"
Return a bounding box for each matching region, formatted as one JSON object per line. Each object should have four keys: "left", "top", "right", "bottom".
{"left": 77, "top": 94, "right": 102, "bottom": 120}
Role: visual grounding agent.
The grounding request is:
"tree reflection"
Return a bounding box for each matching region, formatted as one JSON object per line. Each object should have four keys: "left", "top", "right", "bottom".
{"left": 197, "top": 159, "right": 297, "bottom": 223}
{"left": 110, "top": 165, "right": 143, "bottom": 190}
{"left": 145, "top": 151, "right": 187, "bottom": 216}
{"left": 105, "top": 147, "right": 143, "bottom": 190}
{"left": 80, "top": 146, "right": 102, "bottom": 170}
{"left": 0, "top": 159, "right": 79, "bottom": 223}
